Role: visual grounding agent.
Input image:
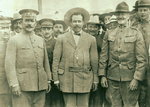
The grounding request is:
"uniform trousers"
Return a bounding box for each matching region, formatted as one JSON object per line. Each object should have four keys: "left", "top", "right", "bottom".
{"left": 12, "top": 90, "right": 46, "bottom": 107}
{"left": 63, "top": 93, "right": 89, "bottom": 107}
{"left": 107, "top": 79, "right": 140, "bottom": 107}
{"left": 0, "top": 94, "right": 12, "bottom": 107}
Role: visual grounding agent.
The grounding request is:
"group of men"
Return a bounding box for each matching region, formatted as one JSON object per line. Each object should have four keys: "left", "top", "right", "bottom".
{"left": 0, "top": 0, "right": 150, "bottom": 107}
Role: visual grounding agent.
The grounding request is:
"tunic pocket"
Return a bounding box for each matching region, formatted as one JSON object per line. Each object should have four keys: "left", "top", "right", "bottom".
{"left": 124, "top": 36, "right": 136, "bottom": 52}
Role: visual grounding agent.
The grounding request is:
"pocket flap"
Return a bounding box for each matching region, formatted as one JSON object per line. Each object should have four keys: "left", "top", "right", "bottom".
{"left": 124, "top": 36, "right": 136, "bottom": 42}
{"left": 18, "top": 69, "right": 27, "bottom": 74}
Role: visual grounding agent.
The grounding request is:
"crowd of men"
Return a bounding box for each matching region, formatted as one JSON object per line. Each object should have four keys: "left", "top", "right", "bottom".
{"left": 0, "top": 0, "right": 150, "bottom": 107}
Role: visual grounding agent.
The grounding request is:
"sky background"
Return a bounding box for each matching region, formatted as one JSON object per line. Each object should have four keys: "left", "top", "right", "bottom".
{"left": 0, "top": 0, "right": 137, "bottom": 19}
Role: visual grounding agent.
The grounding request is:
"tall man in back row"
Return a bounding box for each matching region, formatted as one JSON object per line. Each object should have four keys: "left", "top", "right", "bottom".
{"left": 52, "top": 7, "right": 99, "bottom": 107}
{"left": 5, "top": 9, "right": 51, "bottom": 107}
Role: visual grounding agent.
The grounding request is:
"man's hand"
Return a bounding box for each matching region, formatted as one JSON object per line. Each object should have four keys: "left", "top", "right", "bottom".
{"left": 46, "top": 81, "right": 51, "bottom": 93}
{"left": 129, "top": 79, "right": 139, "bottom": 91}
{"left": 101, "top": 76, "right": 108, "bottom": 88}
{"left": 11, "top": 85, "right": 21, "bottom": 96}
{"left": 91, "top": 82, "right": 98, "bottom": 92}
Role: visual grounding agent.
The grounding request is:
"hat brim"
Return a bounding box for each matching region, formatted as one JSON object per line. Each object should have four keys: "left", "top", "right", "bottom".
{"left": 136, "top": 5, "right": 150, "bottom": 8}
{"left": 39, "top": 18, "right": 55, "bottom": 25}
{"left": 19, "top": 9, "right": 39, "bottom": 15}
{"left": 87, "top": 22, "right": 102, "bottom": 26}
{"left": 113, "top": 11, "right": 131, "bottom": 14}
{"left": 12, "top": 18, "right": 22, "bottom": 22}
{"left": 64, "top": 8, "right": 90, "bottom": 26}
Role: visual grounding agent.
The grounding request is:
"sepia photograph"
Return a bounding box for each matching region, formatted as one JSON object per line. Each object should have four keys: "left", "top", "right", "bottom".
{"left": 0, "top": 0, "right": 149, "bottom": 107}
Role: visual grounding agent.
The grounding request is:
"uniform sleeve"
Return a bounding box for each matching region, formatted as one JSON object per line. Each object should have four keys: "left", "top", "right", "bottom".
{"left": 43, "top": 40, "right": 52, "bottom": 81}
{"left": 134, "top": 30, "right": 147, "bottom": 81}
{"left": 90, "top": 37, "right": 99, "bottom": 83}
{"left": 99, "top": 32, "right": 109, "bottom": 76}
{"left": 5, "top": 37, "right": 19, "bottom": 87}
{"left": 52, "top": 36, "right": 63, "bottom": 81}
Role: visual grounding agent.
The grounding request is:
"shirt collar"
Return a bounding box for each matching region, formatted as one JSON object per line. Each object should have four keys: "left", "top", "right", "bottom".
{"left": 72, "top": 30, "right": 82, "bottom": 36}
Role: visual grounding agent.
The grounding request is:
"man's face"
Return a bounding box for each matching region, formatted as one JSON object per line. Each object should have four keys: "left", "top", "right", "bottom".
{"left": 104, "top": 15, "right": 111, "bottom": 24}
{"left": 41, "top": 27, "right": 53, "bottom": 38}
{"left": 53, "top": 24, "right": 64, "bottom": 35}
{"left": 116, "top": 12, "right": 130, "bottom": 25}
{"left": 87, "top": 23, "right": 99, "bottom": 36}
{"left": 138, "top": 7, "right": 150, "bottom": 21}
{"left": 22, "top": 17, "right": 36, "bottom": 32}
{"left": 0, "top": 24, "right": 10, "bottom": 41}
{"left": 71, "top": 14, "right": 84, "bottom": 33}
{"left": 13, "top": 19, "right": 22, "bottom": 33}
{"left": 106, "top": 22, "right": 118, "bottom": 30}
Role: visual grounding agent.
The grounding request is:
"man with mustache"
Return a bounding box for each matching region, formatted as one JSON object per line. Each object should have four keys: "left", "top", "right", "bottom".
{"left": 131, "top": 0, "right": 150, "bottom": 107}
{"left": 11, "top": 13, "right": 22, "bottom": 35}
{"left": 0, "top": 15, "right": 12, "bottom": 107}
{"left": 87, "top": 15, "right": 105, "bottom": 107}
{"left": 99, "top": 2, "right": 146, "bottom": 107}
{"left": 45, "top": 20, "right": 68, "bottom": 107}
{"left": 52, "top": 8, "right": 98, "bottom": 107}
{"left": 53, "top": 20, "right": 68, "bottom": 38}
{"left": 5, "top": 9, "right": 51, "bottom": 107}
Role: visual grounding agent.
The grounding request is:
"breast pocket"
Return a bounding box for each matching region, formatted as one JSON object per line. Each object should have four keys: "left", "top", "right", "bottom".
{"left": 18, "top": 46, "right": 31, "bottom": 58}
{"left": 124, "top": 36, "right": 136, "bottom": 52}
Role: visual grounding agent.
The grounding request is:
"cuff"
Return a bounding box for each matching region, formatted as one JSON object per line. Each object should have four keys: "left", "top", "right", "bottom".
{"left": 98, "top": 69, "right": 106, "bottom": 76}
{"left": 54, "top": 81, "right": 59, "bottom": 84}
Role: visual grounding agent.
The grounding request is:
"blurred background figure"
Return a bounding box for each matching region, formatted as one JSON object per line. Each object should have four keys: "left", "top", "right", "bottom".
{"left": 53, "top": 20, "right": 68, "bottom": 38}
{"left": 11, "top": 13, "right": 22, "bottom": 36}
{"left": 34, "top": 21, "right": 42, "bottom": 37}
{"left": 105, "top": 15, "right": 118, "bottom": 30}
{"left": 0, "top": 15, "right": 12, "bottom": 107}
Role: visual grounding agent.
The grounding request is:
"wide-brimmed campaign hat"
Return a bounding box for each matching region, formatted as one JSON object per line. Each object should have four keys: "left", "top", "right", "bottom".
{"left": 64, "top": 7, "right": 90, "bottom": 26}
{"left": 115, "top": 2, "right": 130, "bottom": 13}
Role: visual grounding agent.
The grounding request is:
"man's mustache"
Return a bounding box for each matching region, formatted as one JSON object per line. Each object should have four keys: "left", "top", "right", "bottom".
{"left": 74, "top": 25, "right": 81, "bottom": 28}
{"left": 26, "top": 25, "right": 34, "bottom": 28}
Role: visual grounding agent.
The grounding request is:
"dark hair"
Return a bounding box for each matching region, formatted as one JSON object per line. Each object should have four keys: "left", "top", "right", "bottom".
{"left": 70, "top": 13, "right": 84, "bottom": 22}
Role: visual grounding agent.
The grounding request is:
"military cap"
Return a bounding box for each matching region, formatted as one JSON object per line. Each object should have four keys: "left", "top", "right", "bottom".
{"left": 136, "top": 0, "right": 150, "bottom": 7}
{"left": 64, "top": 7, "right": 90, "bottom": 26}
{"left": 12, "top": 13, "right": 22, "bottom": 22}
{"left": 19, "top": 9, "right": 39, "bottom": 18}
{"left": 54, "top": 20, "right": 68, "bottom": 30}
{"left": 39, "top": 18, "right": 54, "bottom": 28}
{"left": 115, "top": 2, "right": 130, "bottom": 13}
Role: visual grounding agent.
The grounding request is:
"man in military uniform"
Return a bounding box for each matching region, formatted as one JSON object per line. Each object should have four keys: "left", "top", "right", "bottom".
{"left": 52, "top": 8, "right": 98, "bottom": 107}
{"left": 5, "top": 9, "right": 51, "bottom": 107}
{"left": 132, "top": 0, "right": 150, "bottom": 107}
{"left": 0, "top": 15, "right": 12, "bottom": 107}
{"left": 99, "top": 2, "right": 146, "bottom": 107}
{"left": 39, "top": 18, "right": 55, "bottom": 70}
{"left": 11, "top": 13, "right": 22, "bottom": 35}
{"left": 86, "top": 15, "right": 104, "bottom": 107}
{"left": 53, "top": 20, "right": 68, "bottom": 38}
